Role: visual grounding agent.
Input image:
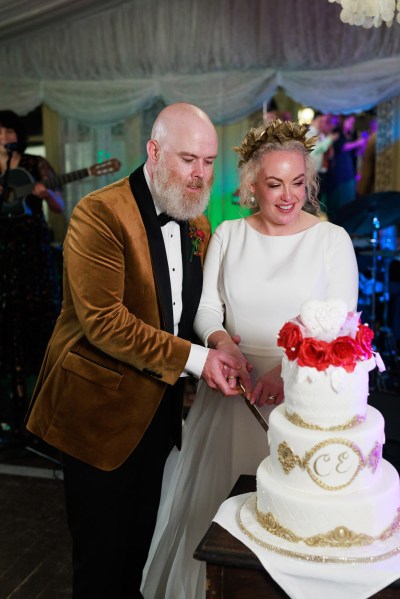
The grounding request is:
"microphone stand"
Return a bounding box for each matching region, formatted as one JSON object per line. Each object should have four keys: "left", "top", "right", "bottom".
{"left": 367, "top": 214, "right": 400, "bottom": 392}
{"left": 369, "top": 214, "right": 380, "bottom": 329}
{"left": 366, "top": 212, "right": 383, "bottom": 392}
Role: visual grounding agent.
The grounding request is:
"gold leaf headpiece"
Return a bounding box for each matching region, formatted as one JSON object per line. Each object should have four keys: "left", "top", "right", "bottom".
{"left": 234, "top": 119, "right": 318, "bottom": 167}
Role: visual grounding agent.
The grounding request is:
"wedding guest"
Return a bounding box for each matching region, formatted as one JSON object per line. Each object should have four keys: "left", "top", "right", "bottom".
{"left": 262, "top": 98, "right": 279, "bottom": 123}
{"left": 356, "top": 116, "right": 377, "bottom": 198}
{"left": 326, "top": 114, "right": 368, "bottom": 223}
{"left": 0, "top": 110, "right": 64, "bottom": 442}
{"left": 25, "top": 102, "right": 250, "bottom": 599}
{"left": 308, "top": 111, "right": 338, "bottom": 209}
{"left": 263, "top": 98, "right": 293, "bottom": 124}
{"left": 141, "top": 118, "right": 359, "bottom": 599}
{"left": 342, "top": 113, "right": 359, "bottom": 172}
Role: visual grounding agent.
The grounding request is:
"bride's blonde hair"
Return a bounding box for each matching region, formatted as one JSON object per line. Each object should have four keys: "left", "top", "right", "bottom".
{"left": 234, "top": 119, "right": 320, "bottom": 213}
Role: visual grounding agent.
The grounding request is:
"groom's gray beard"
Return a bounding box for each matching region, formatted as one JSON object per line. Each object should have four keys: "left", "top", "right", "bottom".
{"left": 153, "top": 164, "right": 212, "bottom": 221}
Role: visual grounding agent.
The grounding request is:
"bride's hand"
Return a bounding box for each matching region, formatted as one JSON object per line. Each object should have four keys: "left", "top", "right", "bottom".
{"left": 226, "top": 334, "right": 253, "bottom": 373}
{"left": 250, "top": 364, "right": 283, "bottom": 406}
{"left": 218, "top": 341, "right": 252, "bottom": 392}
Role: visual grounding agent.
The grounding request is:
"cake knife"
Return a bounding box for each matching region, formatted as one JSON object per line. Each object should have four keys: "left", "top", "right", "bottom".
{"left": 238, "top": 382, "right": 269, "bottom": 433}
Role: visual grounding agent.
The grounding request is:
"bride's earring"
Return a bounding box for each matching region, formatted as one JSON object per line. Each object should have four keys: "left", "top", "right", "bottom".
{"left": 249, "top": 195, "right": 257, "bottom": 208}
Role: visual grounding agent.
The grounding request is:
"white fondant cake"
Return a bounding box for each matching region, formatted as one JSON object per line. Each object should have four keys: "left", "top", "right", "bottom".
{"left": 282, "top": 355, "right": 376, "bottom": 429}
{"left": 253, "top": 299, "right": 400, "bottom": 551}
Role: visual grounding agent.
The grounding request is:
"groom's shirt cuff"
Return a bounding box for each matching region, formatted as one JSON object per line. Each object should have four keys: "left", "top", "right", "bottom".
{"left": 183, "top": 344, "right": 209, "bottom": 379}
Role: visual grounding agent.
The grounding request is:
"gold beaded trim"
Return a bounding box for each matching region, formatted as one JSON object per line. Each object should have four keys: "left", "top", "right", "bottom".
{"left": 285, "top": 409, "right": 365, "bottom": 431}
{"left": 278, "top": 439, "right": 382, "bottom": 490}
{"left": 255, "top": 503, "right": 400, "bottom": 548}
{"left": 239, "top": 501, "right": 400, "bottom": 563}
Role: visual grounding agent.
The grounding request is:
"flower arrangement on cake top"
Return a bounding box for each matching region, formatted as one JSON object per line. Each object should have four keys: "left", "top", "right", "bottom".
{"left": 277, "top": 299, "right": 383, "bottom": 373}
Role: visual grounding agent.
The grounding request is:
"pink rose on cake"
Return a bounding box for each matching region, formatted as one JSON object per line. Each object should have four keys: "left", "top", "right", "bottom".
{"left": 355, "top": 323, "right": 374, "bottom": 360}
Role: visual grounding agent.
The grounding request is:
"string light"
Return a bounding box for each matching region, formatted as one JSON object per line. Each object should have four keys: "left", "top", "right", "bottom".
{"left": 328, "top": 0, "right": 400, "bottom": 27}
{"left": 298, "top": 108, "right": 315, "bottom": 125}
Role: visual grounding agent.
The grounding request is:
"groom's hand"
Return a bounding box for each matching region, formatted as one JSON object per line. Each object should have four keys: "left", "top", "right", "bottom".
{"left": 201, "top": 349, "right": 251, "bottom": 396}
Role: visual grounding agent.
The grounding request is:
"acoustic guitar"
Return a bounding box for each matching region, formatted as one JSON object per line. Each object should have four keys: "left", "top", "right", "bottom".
{"left": 0, "top": 158, "right": 121, "bottom": 217}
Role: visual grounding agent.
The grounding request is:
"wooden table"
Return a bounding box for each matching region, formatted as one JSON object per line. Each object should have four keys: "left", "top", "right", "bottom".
{"left": 194, "top": 474, "right": 400, "bottom": 599}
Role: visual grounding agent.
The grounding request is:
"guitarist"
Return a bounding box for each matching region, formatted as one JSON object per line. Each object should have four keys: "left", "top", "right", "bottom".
{"left": 0, "top": 110, "right": 64, "bottom": 445}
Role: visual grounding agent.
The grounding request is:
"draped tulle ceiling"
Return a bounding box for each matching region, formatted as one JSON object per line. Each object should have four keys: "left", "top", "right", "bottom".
{"left": 2, "top": 0, "right": 400, "bottom": 229}
{"left": 1, "top": 0, "right": 400, "bottom": 124}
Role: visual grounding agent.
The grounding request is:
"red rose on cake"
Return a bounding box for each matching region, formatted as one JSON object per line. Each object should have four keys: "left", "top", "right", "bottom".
{"left": 277, "top": 321, "right": 303, "bottom": 360}
{"left": 297, "top": 338, "right": 330, "bottom": 371}
{"left": 276, "top": 298, "right": 383, "bottom": 373}
{"left": 328, "top": 337, "right": 359, "bottom": 372}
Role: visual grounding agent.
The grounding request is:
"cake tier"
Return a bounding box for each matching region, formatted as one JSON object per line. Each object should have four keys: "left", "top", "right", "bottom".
{"left": 268, "top": 404, "right": 385, "bottom": 493}
{"left": 282, "top": 355, "right": 376, "bottom": 429}
{"left": 256, "top": 457, "right": 400, "bottom": 546}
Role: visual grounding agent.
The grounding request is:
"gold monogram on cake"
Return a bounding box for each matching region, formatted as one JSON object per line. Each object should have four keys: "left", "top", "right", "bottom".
{"left": 278, "top": 439, "right": 382, "bottom": 490}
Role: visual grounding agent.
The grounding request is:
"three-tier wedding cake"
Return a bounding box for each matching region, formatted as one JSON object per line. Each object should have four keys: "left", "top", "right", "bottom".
{"left": 241, "top": 299, "right": 400, "bottom": 561}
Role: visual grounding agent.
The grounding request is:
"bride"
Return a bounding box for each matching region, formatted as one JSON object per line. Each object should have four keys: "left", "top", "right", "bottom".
{"left": 141, "top": 119, "right": 359, "bottom": 598}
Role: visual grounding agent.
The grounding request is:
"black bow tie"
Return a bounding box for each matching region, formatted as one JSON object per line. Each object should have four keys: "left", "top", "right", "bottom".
{"left": 157, "top": 213, "right": 181, "bottom": 227}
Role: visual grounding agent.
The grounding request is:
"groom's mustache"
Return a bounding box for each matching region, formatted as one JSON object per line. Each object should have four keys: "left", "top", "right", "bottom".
{"left": 189, "top": 179, "right": 204, "bottom": 189}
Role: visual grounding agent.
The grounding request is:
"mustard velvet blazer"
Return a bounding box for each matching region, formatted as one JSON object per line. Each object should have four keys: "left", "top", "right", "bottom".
{"left": 26, "top": 167, "right": 211, "bottom": 471}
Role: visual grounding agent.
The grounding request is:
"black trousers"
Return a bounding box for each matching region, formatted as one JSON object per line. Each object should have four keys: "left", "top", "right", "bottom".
{"left": 63, "top": 389, "right": 176, "bottom": 599}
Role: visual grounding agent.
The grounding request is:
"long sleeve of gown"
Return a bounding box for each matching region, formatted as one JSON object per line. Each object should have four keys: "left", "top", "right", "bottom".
{"left": 194, "top": 224, "right": 227, "bottom": 345}
{"left": 324, "top": 224, "right": 359, "bottom": 311}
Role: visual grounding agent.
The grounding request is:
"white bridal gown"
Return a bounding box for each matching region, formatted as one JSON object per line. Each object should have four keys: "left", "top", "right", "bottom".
{"left": 141, "top": 218, "right": 358, "bottom": 599}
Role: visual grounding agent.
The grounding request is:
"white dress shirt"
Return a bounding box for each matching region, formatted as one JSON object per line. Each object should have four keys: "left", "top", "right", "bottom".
{"left": 143, "top": 165, "right": 209, "bottom": 378}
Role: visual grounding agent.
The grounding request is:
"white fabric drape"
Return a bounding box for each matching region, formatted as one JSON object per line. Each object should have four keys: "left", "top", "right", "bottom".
{"left": 0, "top": 0, "right": 128, "bottom": 43}
{"left": 1, "top": 0, "right": 400, "bottom": 123}
{"left": 3, "top": 0, "right": 400, "bottom": 224}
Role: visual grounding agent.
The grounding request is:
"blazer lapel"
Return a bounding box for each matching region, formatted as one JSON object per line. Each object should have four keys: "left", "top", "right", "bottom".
{"left": 129, "top": 166, "right": 174, "bottom": 334}
{"left": 178, "top": 220, "right": 203, "bottom": 341}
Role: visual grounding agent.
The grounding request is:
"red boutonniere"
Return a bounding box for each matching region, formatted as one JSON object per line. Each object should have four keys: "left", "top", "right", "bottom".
{"left": 189, "top": 223, "right": 206, "bottom": 262}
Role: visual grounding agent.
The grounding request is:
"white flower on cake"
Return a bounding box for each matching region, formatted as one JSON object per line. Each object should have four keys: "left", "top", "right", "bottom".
{"left": 300, "top": 298, "right": 348, "bottom": 342}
